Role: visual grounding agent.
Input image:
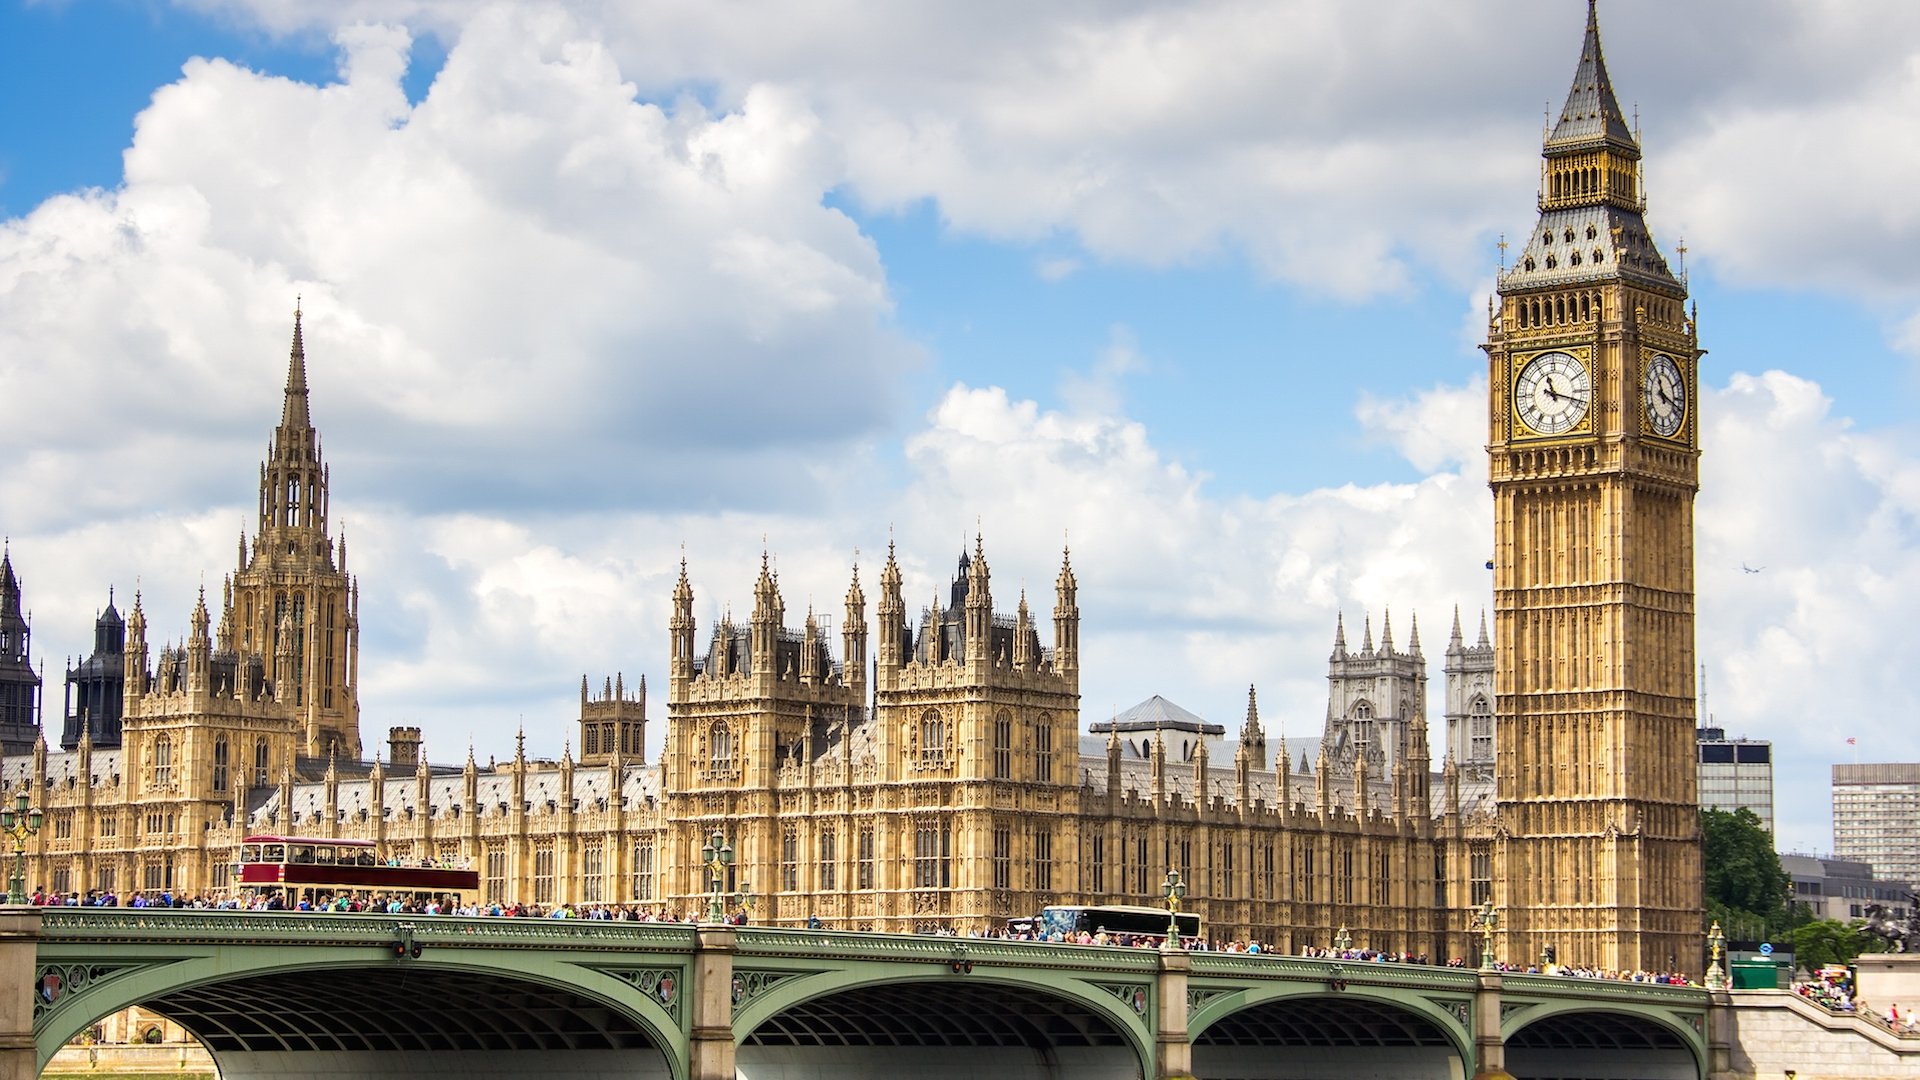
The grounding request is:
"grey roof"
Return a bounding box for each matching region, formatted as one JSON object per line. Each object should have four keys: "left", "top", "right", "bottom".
{"left": 1090, "top": 695, "right": 1224, "bottom": 736}
{"left": 1499, "top": 205, "right": 1680, "bottom": 293}
{"left": 1548, "top": 3, "right": 1637, "bottom": 152}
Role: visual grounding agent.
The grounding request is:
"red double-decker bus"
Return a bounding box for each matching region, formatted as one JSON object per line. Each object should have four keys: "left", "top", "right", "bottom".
{"left": 235, "top": 835, "right": 479, "bottom": 907}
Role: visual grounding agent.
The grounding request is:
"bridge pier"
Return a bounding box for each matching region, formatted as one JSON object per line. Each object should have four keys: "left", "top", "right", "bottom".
{"left": 1472, "top": 970, "right": 1511, "bottom": 1080}
{"left": 1155, "top": 948, "right": 1195, "bottom": 1080}
{"left": 0, "top": 906, "right": 40, "bottom": 1080}
{"left": 690, "top": 926, "right": 738, "bottom": 1080}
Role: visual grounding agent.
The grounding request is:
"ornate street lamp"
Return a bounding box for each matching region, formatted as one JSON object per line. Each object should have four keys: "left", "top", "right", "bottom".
{"left": 1477, "top": 900, "right": 1499, "bottom": 971}
{"left": 1161, "top": 868, "right": 1187, "bottom": 948}
{"left": 701, "top": 829, "right": 735, "bottom": 924}
{"left": 1, "top": 791, "right": 44, "bottom": 906}
{"left": 1333, "top": 925, "right": 1352, "bottom": 955}
{"left": 1705, "top": 921, "right": 1727, "bottom": 990}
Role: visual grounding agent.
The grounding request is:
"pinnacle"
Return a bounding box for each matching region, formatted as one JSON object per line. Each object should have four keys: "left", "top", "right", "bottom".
{"left": 281, "top": 300, "right": 313, "bottom": 432}
{"left": 1547, "top": 0, "right": 1636, "bottom": 152}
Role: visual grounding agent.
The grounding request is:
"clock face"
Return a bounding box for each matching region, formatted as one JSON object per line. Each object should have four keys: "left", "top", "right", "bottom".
{"left": 1643, "top": 353, "right": 1686, "bottom": 438}
{"left": 1514, "top": 351, "right": 1590, "bottom": 436}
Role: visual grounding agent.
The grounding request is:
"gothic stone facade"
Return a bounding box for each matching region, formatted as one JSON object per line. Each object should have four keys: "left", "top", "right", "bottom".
{"left": 0, "top": 5, "right": 1698, "bottom": 975}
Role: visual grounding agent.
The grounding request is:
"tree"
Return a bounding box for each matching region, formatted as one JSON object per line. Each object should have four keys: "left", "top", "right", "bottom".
{"left": 1788, "top": 919, "right": 1889, "bottom": 970}
{"left": 1702, "top": 808, "right": 1791, "bottom": 939}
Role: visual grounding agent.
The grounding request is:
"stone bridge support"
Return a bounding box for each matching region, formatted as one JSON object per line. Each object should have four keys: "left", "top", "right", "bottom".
{"left": 1155, "top": 948, "right": 1193, "bottom": 1080}
{"left": 0, "top": 907, "right": 40, "bottom": 1080}
{"left": 691, "top": 926, "right": 737, "bottom": 1080}
{"left": 1474, "top": 970, "right": 1507, "bottom": 1079}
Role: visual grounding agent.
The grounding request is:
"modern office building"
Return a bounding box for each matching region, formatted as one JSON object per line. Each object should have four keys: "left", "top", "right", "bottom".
{"left": 1697, "top": 727, "right": 1774, "bottom": 836}
{"left": 1781, "top": 853, "right": 1913, "bottom": 923}
{"left": 1833, "top": 764, "right": 1920, "bottom": 888}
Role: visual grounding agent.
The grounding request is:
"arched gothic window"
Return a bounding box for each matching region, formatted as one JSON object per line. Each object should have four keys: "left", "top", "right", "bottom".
{"left": 1469, "top": 694, "right": 1494, "bottom": 761}
{"left": 709, "top": 723, "right": 733, "bottom": 771}
{"left": 212, "top": 737, "right": 229, "bottom": 793}
{"left": 918, "top": 710, "right": 947, "bottom": 767}
{"left": 153, "top": 736, "right": 173, "bottom": 789}
{"left": 254, "top": 738, "right": 270, "bottom": 787}
{"left": 992, "top": 711, "right": 1012, "bottom": 779}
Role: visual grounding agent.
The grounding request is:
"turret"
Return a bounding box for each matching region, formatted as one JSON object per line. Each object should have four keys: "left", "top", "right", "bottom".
{"left": 842, "top": 559, "right": 867, "bottom": 696}
{"left": 186, "top": 587, "right": 212, "bottom": 692}
{"left": 1013, "top": 590, "right": 1033, "bottom": 670}
{"left": 670, "top": 557, "right": 695, "bottom": 685}
{"left": 1331, "top": 611, "right": 1348, "bottom": 661}
{"left": 750, "top": 552, "right": 781, "bottom": 677}
{"left": 876, "top": 540, "right": 906, "bottom": 677}
{"left": 963, "top": 534, "right": 991, "bottom": 664}
{"left": 1052, "top": 546, "right": 1079, "bottom": 680}
{"left": 1239, "top": 684, "right": 1267, "bottom": 771}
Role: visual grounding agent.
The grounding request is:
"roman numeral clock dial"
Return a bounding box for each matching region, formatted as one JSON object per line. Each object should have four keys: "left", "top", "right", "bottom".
{"left": 1643, "top": 352, "right": 1686, "bottom": 438}
{"left": 1514, "top": 350, "right": 1590, "bottom": 436}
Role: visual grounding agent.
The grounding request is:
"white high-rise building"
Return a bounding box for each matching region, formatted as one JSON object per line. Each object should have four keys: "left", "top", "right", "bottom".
{"left": 1832, "top": 764, "right": 1920, "bottom": 889}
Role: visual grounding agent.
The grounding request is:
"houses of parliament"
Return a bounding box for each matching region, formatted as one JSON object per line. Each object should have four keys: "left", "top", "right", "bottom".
{"left": 0, "top": 5, "right": 1703, "bottom": 974}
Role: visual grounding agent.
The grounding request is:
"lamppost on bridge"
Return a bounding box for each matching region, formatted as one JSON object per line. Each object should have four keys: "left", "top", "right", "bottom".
{"left": 701, "top": 829, "right": 735, "bottom": 924}
{"left": 1477, "top": 899, "right": 1498, "bottom": 971}
{"left": 1705, "top": 921, "right": 1727, "bottom": 990}
{"left": 1, "top": 789, "right": 43, "bottom": 906}
{"left": 1161, "top": 868, "right": 1187, "bottom": 949}
{"left": 1333, "top": 925, "right": 1352, "bottom": 956}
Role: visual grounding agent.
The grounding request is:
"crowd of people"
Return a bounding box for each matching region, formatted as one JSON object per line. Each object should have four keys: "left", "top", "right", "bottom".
{"left": 16, "top": 888, "right": 1704, "bottom": 985}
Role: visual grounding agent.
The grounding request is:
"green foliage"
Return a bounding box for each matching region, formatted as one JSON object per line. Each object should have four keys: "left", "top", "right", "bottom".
{"left": 1788, "top": 919, "right": 1889, "bottom": 969}
{"left": 1702, "top": 807, "right": 1790, "bottom": 937}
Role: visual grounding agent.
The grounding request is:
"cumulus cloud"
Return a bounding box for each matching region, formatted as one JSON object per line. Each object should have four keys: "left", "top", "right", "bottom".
{"left": 0, "top": 9, "right": 917, "bottom": 540}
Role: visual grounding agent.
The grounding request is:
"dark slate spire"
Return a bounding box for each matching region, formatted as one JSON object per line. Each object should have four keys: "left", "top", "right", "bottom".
{"left": 1547, "top": 0, "right": 1638, "bottom": 153}
{"left": 283, "top": 298, "right": 312, "bottom": 432}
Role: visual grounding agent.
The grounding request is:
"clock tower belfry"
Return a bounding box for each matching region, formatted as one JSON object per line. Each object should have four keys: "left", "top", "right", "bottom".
{"left": 1485, "top": 2, "right": 1703, "bottom": 975}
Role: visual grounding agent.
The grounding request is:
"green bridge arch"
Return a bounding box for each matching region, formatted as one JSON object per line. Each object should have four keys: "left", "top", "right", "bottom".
{"left": 1187, "top": 980, "right": 1475, "bottom": 1066}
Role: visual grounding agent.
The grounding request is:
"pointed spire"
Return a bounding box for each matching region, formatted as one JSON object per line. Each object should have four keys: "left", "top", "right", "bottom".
{"left": 1408, "top": 611, "right": 1422, "bottom": 656}
{"left": 1360, "top": 612, "right": 1374, "bottom": 654}
{"left": 1331, "top": 610, "right": 1347, "bottom": 659}
{"left": 1548, "top": 0, "right": 1636, "bottom": 152}
{"left": 282, "top": 297, "right": 312, "bottom": 431}
{"left": 1477, "top": 609, "right": 1491, "bottom": 649}
{"left": 1450, "top": 604, "right": 1464, "bottom": 649}
{"left": 1380, "top": 608, "right": 1394, "bottom": 655}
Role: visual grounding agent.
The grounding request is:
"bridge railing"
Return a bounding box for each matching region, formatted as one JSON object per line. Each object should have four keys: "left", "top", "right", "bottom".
{"left": 37, "top": 908, "right": 700, "bottom": 951}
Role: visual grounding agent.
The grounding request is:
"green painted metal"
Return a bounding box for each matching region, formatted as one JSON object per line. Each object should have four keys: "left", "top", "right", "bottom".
{"left": 33, "top": 911, "right": 1716, "bottom": 1080}
{"left": 1184, "top": 955, "right": 1480, "bottom": 1065}
{"left": 35, "top": 911, "right": 693, "bottom": 1078}
{"left": 1497, "top": 973, "right": 1708, "bottom": 1076}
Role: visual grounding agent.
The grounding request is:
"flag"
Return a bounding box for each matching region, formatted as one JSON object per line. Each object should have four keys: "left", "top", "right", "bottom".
{"left": 1847, "top": 737, "right": 1857, "bottom": 746}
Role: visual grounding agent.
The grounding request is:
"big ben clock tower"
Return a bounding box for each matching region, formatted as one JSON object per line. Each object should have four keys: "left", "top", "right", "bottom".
{"left": 1486, "top": 1, "right": 1704, "bottom": 974}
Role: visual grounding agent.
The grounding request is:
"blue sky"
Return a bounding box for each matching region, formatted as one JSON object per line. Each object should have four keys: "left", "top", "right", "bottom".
{"left": 3, "top": 0, "right": 1918, "bottom": 858}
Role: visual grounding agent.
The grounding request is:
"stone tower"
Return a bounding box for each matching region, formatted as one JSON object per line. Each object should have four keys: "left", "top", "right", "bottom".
{"left": 229, "top": 304, "right": 362, "bottom": 759}
{"left": 1320, "top": 609, "right": 1427, "bottom": 810}
{"left": 62, "top": 591, "right": 127, "bottom": 750}
{"left": 579, "top": 672, "right": 646, "bottom": 766}
{"left": 1442, "top": 608, "right": 1495, "bottom": 780}
{"left": 0, "top": 545, "right": 41, "bottom": 754}
{"left": 1485, "top": 2, "right": 1703, "bottom": 973}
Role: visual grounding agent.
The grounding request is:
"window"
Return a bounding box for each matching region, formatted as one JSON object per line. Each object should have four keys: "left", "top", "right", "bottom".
{"left": 152, "top": 736, "right": 173, "bottom": 789}
{"left": 95, "top": 867, "right": 115, "bottom": 894}
{"left": 708, "top": 723, "right": 733, "bottom": 771}
{"left": 1218, "top": 837, "right": 1234, "bottom": 896}
{"left": 1350, "top": 701, "right": 1373, "bottom": 755}
{"left": 857, "top": 828, "right": 875, "bottom": 891}
{"left": 633, "top": 842, "right": 655, "bottom": 901}
{"left": 1133, "top": 834, "right": 1149, "bottom": 896}
{"left": 212, "top": 737, "right": 229, "bottom": 793}
{"left": 1339, "top": 849, "right": 1354, "bottom": 904}
{"left": 1469, "top": 696, "right": 1493, "bottom": 761}
{"left": 1261, "top": 840, "right": 1276, "bottom": 901}
{"left": 782, "top": 825, "right": 799, "bottom": 892}
{"left": 533, "top": 843, "right": 555, "bottom": 904}
{"left": 582, "top": 841, "right": 605, "bottom": 903}
{"left": 818, "top": 831, "right": 837, "bottom": 892}
{"left": 918, "top": 710, "right": 947, "bottom": 767}
{"left": 993, "top": 712, "right": 1012, "bottom": 779}
{"left": 485, "top": 842, "right": 507, "bottom": 904}
{"left": 255, "top": 738, "right": 270, "bottom": 787}
{"left": 914, "top": 820, "right": 951, "bottom": 888}
{"left": 1469, "top": 842, "right": 1493, "bottom": 906}
{"left": 1034, "top": 828, "right": 1052, "bottom": 892}
{"left": 1034, "top": 718, "right": 1053, "bottom": 782}
{"left": 1090, "top": 834, "right": 1105, "bottom": 893}
{"left": 1433, "top": 847, "right": 1448, "bottom": 909}
{"left": 992, "top": 827, "right": 1012, "bottom": 890}
{"left": 53, "top": 813, "right": 73, "bottom": 840}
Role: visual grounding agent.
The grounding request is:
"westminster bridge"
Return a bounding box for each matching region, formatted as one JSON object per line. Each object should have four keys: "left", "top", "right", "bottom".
{"left": 4, "top": 907, "right": 1724, "bottom": 1080}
